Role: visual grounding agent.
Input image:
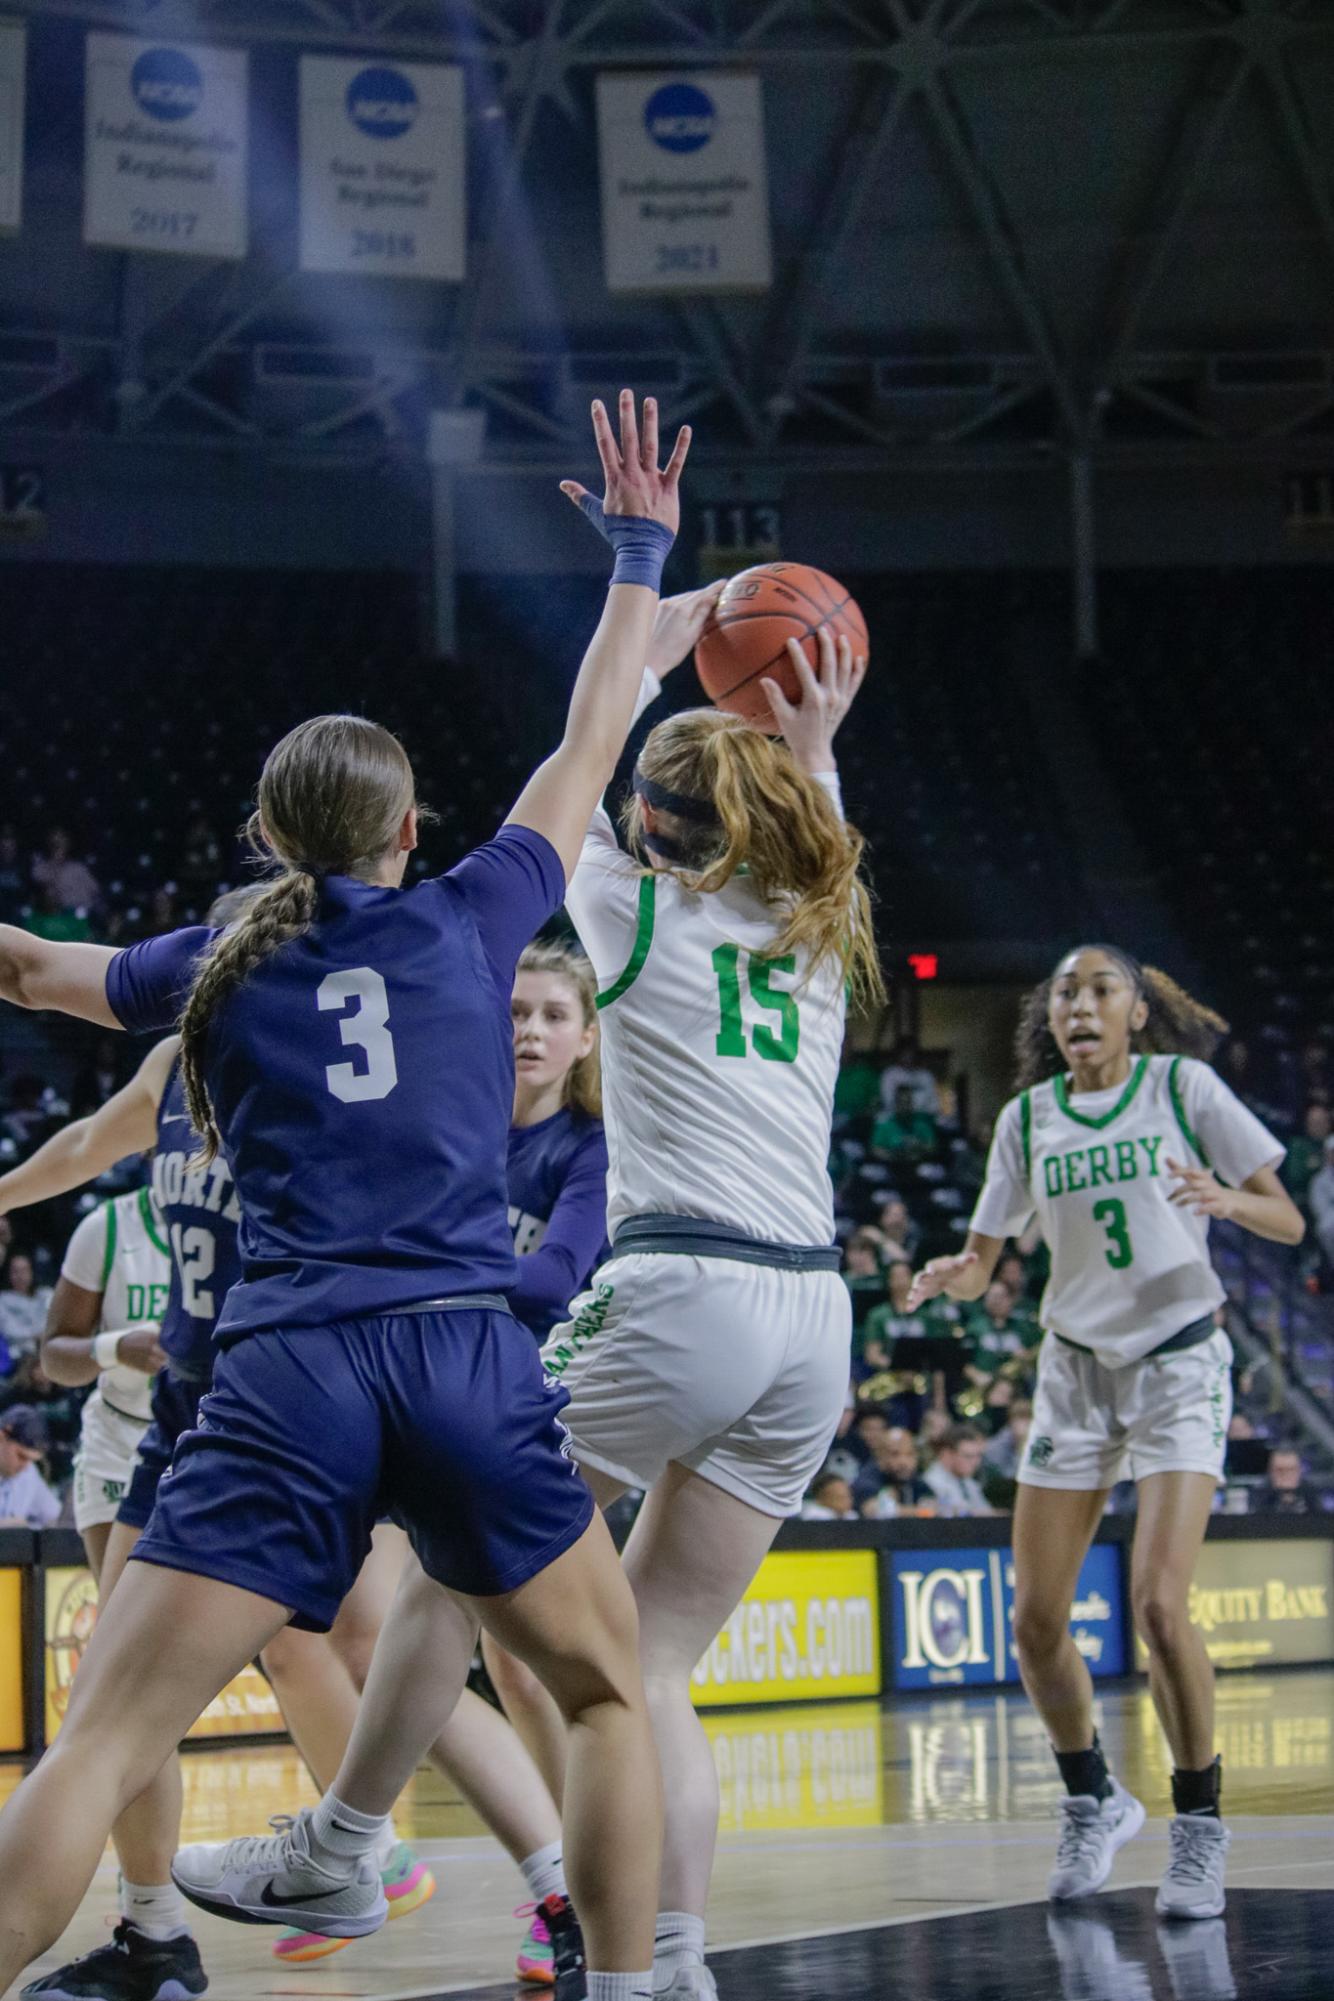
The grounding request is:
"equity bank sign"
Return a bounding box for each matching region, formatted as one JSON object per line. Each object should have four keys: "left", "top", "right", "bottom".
{"left": 1135, "top": 1537, "right": 1334, "bottom": 1672}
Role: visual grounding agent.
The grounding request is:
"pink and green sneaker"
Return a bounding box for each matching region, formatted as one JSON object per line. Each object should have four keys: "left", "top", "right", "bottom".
{"left": 515, "top": 1901, "right": 556, "bottom": 1985}
{"left": 272, "top": 1840, "right": 436, "bottom": 1963}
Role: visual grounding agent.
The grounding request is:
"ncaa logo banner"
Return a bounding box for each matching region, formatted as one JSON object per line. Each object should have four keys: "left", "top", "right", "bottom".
{"left": 0, "top": 23, "right": 25, "bottom": 236}
{"left": 892, "top": 1543, "right": 1127, "bottom": 1691}
{"left": 596, "top": 72, "right": 772, "bottom": 294}
{"left": 83, "top": 34, "right": 248, "bottom": 258}
{"left": 299, "top": 56, "right": 465, "bottom": 281}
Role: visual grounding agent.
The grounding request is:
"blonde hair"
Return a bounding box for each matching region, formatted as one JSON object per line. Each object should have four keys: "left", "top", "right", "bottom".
{"left": 514, "top": 939, "right": 602, "bottom": 1121}
{"left": 622, "top": 708, "right": 884, "bottom": 1009}
{"left": 180, "top": 715, "right": 418, "bottom": 1162}
{"left": 1014, "top": 944, "right": 1229, "bottom": 1090}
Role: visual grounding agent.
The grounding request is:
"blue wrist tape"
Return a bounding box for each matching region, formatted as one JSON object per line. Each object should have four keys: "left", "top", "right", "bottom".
{"left": 575, "top": 494, "right": 675, "bottom": 589}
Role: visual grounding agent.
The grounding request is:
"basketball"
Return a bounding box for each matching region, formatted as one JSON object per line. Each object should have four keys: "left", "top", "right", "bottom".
{"left": 694, "top": 562, "right": 868, "bottom": 733}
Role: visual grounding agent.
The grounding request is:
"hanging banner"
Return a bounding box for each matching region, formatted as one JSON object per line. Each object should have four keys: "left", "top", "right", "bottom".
{"left": 597, "top": 72, "right": 771, "bottom": 294}
{"left": 84, "top": 34, "right": 248, "bottom": 258}
{"left": 890, "top": 1542, "right": 1128, "bottom": 1692}
{"left": 299, "top": 56, "right": 465, "bottom": 280}
{"left": 0, "top": 22, "right": 24, "bottom": 235}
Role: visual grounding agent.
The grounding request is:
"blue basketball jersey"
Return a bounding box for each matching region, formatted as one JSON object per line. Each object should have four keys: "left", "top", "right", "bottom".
{"left": 149, "top": 1060, "right": 244, "bottom": 1375}
{"left": 507, "top": 1107, "right": 609, "bottom": 1338}
{"left": 107, "top": 828, "right": 565, "bottom": 1343}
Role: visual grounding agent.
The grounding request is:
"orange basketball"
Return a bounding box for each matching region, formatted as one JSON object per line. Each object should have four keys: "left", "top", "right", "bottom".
{"left": 694, "top": 562, "right": 868, "bottom": 734}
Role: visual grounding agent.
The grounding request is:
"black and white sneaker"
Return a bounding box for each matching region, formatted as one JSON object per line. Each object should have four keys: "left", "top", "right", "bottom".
{"left": 538, "top": 1893, "right": 588, "bottom": 2001}
{"left": 172, "top": 1809, "right": 386, "bottom": 1938}
{"left": 21, "top": 1922, "right": 207, "bottom": 2001}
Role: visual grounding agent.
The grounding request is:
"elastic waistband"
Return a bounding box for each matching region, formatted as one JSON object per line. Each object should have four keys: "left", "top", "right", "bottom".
{"left": 612, "top": 1214, "right": 841, "bottom": 1273}
{"left": 381, "top": 1293, "right": 512, "bottom": 1319}
{"left": 98, "top": 1399, "right": 151, "bottom": 1426}
{"left": 1054, "top": 1311, "right": 1218, "bottom": 1362}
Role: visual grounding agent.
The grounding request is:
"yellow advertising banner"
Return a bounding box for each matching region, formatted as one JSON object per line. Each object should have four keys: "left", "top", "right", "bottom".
{"left": 0, "top": 1569, "right": 23, "bottom": 1753}
{"left": 1134, "top": 1537, "right": 1334, "bottom": 1673}
{"left": 704, "top": 1699, "right": 883, "bottom": 1832}
{"left": 43, "top": 1565, "right": 285, "bottom": 1741}
{"left": 690, "top": 1549, "right": 881, "bottom": 1707}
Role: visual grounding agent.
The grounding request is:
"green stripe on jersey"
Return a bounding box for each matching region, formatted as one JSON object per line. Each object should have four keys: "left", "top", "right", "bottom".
{"left": 138, "top": 1185, "right": 169, "bottom": 1255}
{"left": 595, "top": 874, "right": 656, "bottom": 1010}
{"left": 1019, "top": 1090, "right": 1033, "bottom": 1179}
{"left": 1168, "top": 1056, "right": 1211, "bottom": 1168}
{"left": 100, "top": 1202, "right": 118, "bottom": 1290}
{"left": 1053, "top": 1054, "right": 1149, "bottom": 1130}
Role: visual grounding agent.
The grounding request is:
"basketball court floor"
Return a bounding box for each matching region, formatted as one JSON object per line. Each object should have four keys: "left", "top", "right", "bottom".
{"left": 5, "top": 1669, "right": 1332, "bottom": 2000}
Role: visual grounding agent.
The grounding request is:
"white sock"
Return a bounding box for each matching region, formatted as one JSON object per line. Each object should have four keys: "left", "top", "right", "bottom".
{"left": 654, "top": 1911, "right": 706, "bottom": 1982}
{"left": 119, "top": 1878, "right": 189, "bottom": 1942}
{"left": 371, "top": 1818, "right": 400, "bottom": 1871}
{"left": 588, "top": 1976, "right": 652, "bottom": 2001}
{"left": 519, "top": 1840, "right": 567, "bottom": 1905}
{"left": 309, "top": 1792, "right": 390, "bottom": 1868}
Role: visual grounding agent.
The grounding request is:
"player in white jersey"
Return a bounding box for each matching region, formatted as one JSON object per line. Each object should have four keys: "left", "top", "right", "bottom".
{"left": 909, "top": 945, "right": 1304, "bottom": 1924}
{"left": 43, "top": 1188, "right": 170, "bottom": 1574}
{"left": 485, "top": 602, "right": 878, "bottom": 2001}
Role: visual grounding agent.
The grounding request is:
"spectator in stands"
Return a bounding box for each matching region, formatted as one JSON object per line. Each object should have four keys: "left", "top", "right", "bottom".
{"left": 1299, "top": 1038, "right": 1331, "bottom": 1109}
{"left": 982, "top": 1397, "right": 1034, "bottom": 1509}
{"left": 833, "top": 1040, "right": 881, "bottom": 1125}
{"left": 861, "top": 1259, "right": 915, "bottom": 1374}
{"left": 842, "top": 1227, "right": 889, "bottom": 1340}
{"left": 858, "top": 1426, "right": 933, "bottom": 1517}
{"left": 24, "top": 886, "right": 92, "bottom": 944}
{"left": 1285, "top": 1102, "right": 1332, "bottom": 1208}
{"left": 871, "top": 1084, "right": 938, "bottom": 1164}
{"left": 875, "top": 1193, "right": 921, "bottom": 1262}
{"left": 0, "top": 829, "right": 23, "bottom": 924}
{"left": 801, "top": 1469, "right": 859, "bottom": 1521}
{"left": 30, "top": 828, "right": 99, "bottom": 917}
{"left": 0, "top": 1405, "right": 60, "bottom": 1527}
{"left": 822, "top": 1394, "right": 865, "bottom": 1485}
{"left": 1250, "top": 1446, "right": 1325, "bottom": 1516}
{"left": 923, "top": 1423, "right": 992, "bottom": 1516}
{"left": 126, "top": 885, "right": 178, "bottom": 943}
{"left": 878, "top": 1035, "right": 940, "bottom": 1117}
{"left": 0, "top": 1352, "right": 85, "bottom": 1487}
{"left": 1310, "top": 1136, "right": 1334, "bottom": 1272}
{"left": 0, "top": 1076, "right": 62, "bottom": 1152}
{"left": 0, "top": 1254, "right": 52, "bottom": 1360}
{"left": 964, "top": 1280, "right": 1038, "bottom": 1388}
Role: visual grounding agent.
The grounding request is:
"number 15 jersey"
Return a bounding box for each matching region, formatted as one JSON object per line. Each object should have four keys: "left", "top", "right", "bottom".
{"left": 972, "top": 1055, "right": 1282, "bottom": 1366}
{"left": 567, "top": 807, "right": 845, "bottom": 1247}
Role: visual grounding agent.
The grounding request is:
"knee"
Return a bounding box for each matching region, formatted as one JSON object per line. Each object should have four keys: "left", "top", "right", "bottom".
{"left": 1013, "top": 1598, "right": 1069, "bottom": 1666}
{"left": 486, "top": 1639, "right": 551, "bottom": 1714}
{"left": 1133, "top": 1586, "right": 1189, "bottom": 1659}
{"left": 258, "top": 1624, "right": 306, "bottom": 1688}
{"left": 327, "top": 1627, "right": 377, "bottom": 1692}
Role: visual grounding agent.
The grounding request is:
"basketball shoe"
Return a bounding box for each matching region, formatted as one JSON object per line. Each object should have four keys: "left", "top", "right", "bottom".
{"left": 271, "top": 1840, "right": 435, "bottom": 1961}
{"left": 20, "top": 1922, "right": 207, "bottom": 2000}
{"left": 1155, "top": 1815, "right": 1230, "bottom": 1921}
{"left": 1048, "top": 1777, "right": 1146, "bottom": 1899}
{"left": 172, "top": 1809, "right": 385, "bottom": 1938}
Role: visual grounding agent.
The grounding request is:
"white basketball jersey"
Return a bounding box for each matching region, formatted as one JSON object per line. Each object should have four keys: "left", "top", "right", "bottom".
{"left": 971, "top": 1055, "right": 1282, "bottom": 1366}
{"left": 567, "top": 809, "right": 845, "bottom": 1245}
{"left": 61, "top": 1188, "right": 171, "bottom": 1421}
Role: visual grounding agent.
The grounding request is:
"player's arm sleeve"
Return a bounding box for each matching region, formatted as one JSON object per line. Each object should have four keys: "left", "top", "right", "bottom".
{"left": 508, "top": 1126, "right": 610, "bottom": 1327}
{"left": 104, "top": 927, "right": 216, "bottom": 1036}
{"left": 59, "top": 1207, "right": 109, "bottom": 1295}
{"left": 968, "top": 1099, "right": 1035, "bottom": 1238}
{"left": 438, "top": 825, "right": 567, "bottom": 988}
{"left": 1177, "top": 1060, "right": 1284, "bottom": 1187}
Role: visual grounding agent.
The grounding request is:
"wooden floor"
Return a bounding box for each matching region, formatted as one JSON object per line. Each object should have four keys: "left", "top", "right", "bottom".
{"left": 5, "top": 1670, "right": 1334, "bottom": 1998}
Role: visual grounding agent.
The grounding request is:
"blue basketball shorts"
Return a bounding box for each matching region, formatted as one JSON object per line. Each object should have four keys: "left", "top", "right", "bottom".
{"left": 117, "top": 1369, "right": 205, "bottom": 1532}
{"left": 128, "top": 1305, "right": 595, "bottom": 1630}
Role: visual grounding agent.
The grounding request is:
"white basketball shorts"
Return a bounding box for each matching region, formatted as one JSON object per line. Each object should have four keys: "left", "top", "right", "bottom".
{"left": 72, "top": 1387, "right": 150, "bottom": 1532}
{"left": 540, "top": 1253, "right": 852, "bottom": 1518}
{"left": 1019, "top": 1328, "right": 1233, "bottom": 1492}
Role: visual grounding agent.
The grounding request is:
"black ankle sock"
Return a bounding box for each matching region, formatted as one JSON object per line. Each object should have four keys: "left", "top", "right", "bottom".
{"left": 1054, "top": 1734, "right": 1113, "bottom": 1802}
{"left": 1172, "top": 1757, "right": 1222, "bottom": 1818}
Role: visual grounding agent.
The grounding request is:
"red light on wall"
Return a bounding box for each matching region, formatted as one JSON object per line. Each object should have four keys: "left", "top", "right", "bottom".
{"left": 908, "top": 954, "right": 939, "bottom": 982}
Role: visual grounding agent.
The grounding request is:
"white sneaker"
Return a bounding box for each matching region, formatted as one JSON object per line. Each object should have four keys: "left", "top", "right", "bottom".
{"left": 1155, "top": 1814, "right": 1230, "bottom": 1921}
{"left": 655, "top": 1967, "right": 718, "bottom": 2000}
{"left": 1048, "top": 1778, "right": 1146, "bottom": 1900}
{"left": 172, "top": 1808, "right": 388, "bottom": 1937}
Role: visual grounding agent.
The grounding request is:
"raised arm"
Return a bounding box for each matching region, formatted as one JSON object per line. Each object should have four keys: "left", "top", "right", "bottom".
{"left": 0, "top": 1037, "right": 176, "bottom": 1216}
{"left": 0, "top": 926, "right": 122, "bottom": 1029}
{"left": 507, "top": 391, "right": 690, "bottom": 882}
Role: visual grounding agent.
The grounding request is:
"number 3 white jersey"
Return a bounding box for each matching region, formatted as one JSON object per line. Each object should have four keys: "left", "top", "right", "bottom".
{"left": 566, "top": 807, "right": 845, "bottom": 1246}
{"left": 971, "top": 1054, "right": 1282, "bottom": 1366}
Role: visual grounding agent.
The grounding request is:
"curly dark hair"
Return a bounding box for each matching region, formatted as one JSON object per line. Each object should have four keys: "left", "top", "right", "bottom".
{"left": 1013, "top": 943, "right": 1229, "bottom": 1091}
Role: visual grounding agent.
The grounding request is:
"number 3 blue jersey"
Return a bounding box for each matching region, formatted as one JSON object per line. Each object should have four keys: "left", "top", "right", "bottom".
{"left": 150, "top": 1060, "right": 244, "bottom": 1376}
{"left": 108, "top": 827, "right": 566, "bottom": 1344}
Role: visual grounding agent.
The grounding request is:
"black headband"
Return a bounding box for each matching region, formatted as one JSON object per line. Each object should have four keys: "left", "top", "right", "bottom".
{"left": 632, "top": 768, "right": 719, "bottom": 826}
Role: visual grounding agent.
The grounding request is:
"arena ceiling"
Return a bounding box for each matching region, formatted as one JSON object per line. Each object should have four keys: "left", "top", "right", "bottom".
{"left": 2, "top": 0, "right": 1334, "bottom": 470}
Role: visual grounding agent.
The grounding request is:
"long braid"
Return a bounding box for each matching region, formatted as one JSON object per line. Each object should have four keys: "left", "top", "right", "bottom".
{"left": 1014, "top": 946, "right": 1229, "bottom": 1090}
{"left": 180, "top": 870, "right": 319, "bottom": 1162}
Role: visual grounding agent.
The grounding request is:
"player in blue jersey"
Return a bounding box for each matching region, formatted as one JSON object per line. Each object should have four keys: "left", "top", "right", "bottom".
{"left": 0, "top": 390, "right": 689, "bottom": 2001}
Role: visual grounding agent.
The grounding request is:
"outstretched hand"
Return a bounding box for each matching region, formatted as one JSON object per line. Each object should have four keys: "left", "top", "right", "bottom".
{"left": 560, "top": 390, "right": 691, "bottom": 536}
{"left": 761, "top": 624, "right": 867, "bottom": 775}
{"left": 647, "top": 579, "right": 728, "bottom": 677}
{"left": 907, "top": 1251, "right": 978, "bottom": 1312}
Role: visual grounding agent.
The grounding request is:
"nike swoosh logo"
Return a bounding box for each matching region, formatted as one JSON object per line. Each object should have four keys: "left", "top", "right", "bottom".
{"left": 160, "top": 1113, "right": 189, "bottom": 1124}
{"left": 258, "top": 1882, "right": 355, "bottom": 1909}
